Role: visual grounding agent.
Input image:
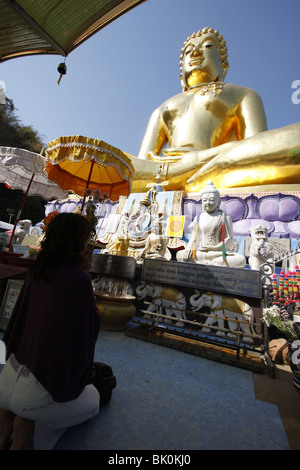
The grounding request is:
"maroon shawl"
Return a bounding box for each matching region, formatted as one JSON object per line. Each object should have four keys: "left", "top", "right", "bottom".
{"left": 3, "top": 263, "right": 100, "bottom": 402}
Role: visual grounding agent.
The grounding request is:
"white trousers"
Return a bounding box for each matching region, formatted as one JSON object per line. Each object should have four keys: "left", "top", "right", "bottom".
{"left": 0, "top": 355, "right": 100, "bottom": 450}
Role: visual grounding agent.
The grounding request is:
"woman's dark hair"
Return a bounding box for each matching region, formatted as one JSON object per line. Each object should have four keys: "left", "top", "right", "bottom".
{"left": 30, "top": 213, "right": 91, "bottom": 281}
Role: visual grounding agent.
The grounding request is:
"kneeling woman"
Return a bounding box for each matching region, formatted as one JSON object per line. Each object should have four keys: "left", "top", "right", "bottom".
{"left": 0, "top": 213, "right": 116, "bottom": 450}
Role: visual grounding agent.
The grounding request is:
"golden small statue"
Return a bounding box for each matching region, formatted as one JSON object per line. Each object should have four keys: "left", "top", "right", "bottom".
{"left": 140, "top": 216, "right": 171, "bottom": 261}
{"left": 128, "top": 27, "right": 300, "bottom": 193}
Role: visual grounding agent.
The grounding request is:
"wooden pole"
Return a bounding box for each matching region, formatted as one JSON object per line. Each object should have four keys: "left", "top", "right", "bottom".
{"left": 80, "top": 159, "right": 95, "bottom": 214}
{"left": 7, "top": 173, "right": 35, "bottom": 251}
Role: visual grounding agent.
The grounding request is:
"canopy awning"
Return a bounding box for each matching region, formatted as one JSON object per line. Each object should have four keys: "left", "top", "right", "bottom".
{"left": 0, "top": 0, "right": 147, "bottom": 62}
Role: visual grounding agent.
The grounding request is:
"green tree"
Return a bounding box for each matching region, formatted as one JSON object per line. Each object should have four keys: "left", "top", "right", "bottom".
{"left": 0, "top": 98, "right": 45, "bottom": 151}
{"left": 0, "top": 98, "right": 47, "bottom": 225}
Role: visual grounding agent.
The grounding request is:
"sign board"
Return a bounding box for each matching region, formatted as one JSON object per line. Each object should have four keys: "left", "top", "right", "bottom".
{"left": 90, "top": 253, "right": 136, "bottom": 279}
{"left": 142, "top": 259, "right": 261, "bottom": 298}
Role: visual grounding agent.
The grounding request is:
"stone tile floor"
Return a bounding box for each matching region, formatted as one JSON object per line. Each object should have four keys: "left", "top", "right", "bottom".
{"left": 53, "top": 327, "right": 290, "bottom": 450}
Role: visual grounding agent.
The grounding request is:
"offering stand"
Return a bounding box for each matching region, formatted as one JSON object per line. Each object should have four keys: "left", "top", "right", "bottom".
{"left": 90, "top": 253, "right": 137, "bottom": 331}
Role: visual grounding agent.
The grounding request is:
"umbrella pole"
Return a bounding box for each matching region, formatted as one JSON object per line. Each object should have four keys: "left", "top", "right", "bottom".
{"left": 6, "top": 173, "right": 35, "bottom": 251}
{"left": 80, "top": 160, "right": 95, "bottom": 214}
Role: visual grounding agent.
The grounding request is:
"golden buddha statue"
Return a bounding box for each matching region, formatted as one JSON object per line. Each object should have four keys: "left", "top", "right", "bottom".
{"left": 128, "top": 27, "right": 300, "bottom": 193}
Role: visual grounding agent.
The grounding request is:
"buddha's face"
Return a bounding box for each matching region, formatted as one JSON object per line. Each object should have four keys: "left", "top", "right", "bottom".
{"left": 182, "top": 35, "right": 223, "bottom": 88}
{"left": 201, "top": 192, "right": 220, "bottom": 213}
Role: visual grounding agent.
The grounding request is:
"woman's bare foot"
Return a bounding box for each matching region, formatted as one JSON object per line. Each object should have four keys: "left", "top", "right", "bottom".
{"left": 0, "top": 407, "right": 15, "bottom": 450}
{"left": 10, "top": 416, "right": 35, "bottom": 450}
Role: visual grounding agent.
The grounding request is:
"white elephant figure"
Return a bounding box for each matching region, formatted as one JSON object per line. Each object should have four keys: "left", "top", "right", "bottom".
{"left": 136, "top": 281, "right": 186, "bottom": 326}
{"left": 190, "top": 290, "right": 255, "bottom": 343}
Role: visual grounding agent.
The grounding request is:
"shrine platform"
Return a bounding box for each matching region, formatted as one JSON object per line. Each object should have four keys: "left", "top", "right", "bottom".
{"left": 46, "top": 325, "right": 295, "bottom": 451}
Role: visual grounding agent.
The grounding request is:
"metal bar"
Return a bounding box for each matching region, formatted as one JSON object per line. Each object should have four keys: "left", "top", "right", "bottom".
{"left": 262, "top": 285, "right": 270, "bottom": 354}
{"left": 142, "top": 301, "right": 262, "bottom": 328}
{"left": 134, "top": 316, "right": 263, "bottom": 358}
{"left": 140, "top": 309, "right": 263, "bottom": 342}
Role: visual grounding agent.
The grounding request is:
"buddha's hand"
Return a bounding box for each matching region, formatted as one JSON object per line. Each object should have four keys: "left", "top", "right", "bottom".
{"left": 199, "top": 244, "right": 221, "bottom": 252}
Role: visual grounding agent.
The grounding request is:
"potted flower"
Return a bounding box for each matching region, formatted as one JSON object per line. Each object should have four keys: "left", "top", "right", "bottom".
{"left": 262, "top": 304, "right": 297, "bottom": 342}
{"left": 262, "top": 304, "right": 300, "bottom": 391}
{"left": 28, "top": 246, "right": 40, "bottom": 259}
{"left": 41, "top": 210, "right": 59, "bottom": 232}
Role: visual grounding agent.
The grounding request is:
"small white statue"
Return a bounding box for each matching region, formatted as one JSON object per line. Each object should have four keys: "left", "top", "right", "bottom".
{"left": 249, "top": 225, "right": 274, "bottom": 271}
{"left": 0, "top": 232, "right": 9, "bottom": 250}
{"left": 13, "top": 219, "right": 32, "bottom": 244}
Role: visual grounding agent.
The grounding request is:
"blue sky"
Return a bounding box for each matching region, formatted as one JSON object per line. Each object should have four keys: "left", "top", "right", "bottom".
{"left": 1, "top": 0, "right": 299, "bottom": 157}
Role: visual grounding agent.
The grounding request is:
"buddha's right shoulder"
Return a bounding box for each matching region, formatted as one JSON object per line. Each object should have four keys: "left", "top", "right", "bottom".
{"left": 223, "top": 82, "right": 262, "bottom": 98}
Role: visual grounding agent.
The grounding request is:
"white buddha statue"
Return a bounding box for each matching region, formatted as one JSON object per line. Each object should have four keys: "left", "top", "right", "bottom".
{"left": 177, "top": 181, "right": 246, "bottom": 268}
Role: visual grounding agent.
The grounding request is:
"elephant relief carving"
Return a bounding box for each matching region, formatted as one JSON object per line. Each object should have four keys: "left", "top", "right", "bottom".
{"left": 189, "top": 290, "right": 256, "bottom": 343}
{"left": 135, "top": 281, "right": 186, "bottom": 326}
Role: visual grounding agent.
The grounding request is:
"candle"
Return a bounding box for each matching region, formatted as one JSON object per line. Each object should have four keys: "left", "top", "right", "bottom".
{"left": 272, "top": 274, "right": 278, "bottom": 301}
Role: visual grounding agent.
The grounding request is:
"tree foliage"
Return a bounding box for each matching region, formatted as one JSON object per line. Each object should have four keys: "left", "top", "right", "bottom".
{"left": 0, "top": 98, "right": 45, "bottom": 151}
{"left": 0, "top": 98, "right": 47, "bottom": 225}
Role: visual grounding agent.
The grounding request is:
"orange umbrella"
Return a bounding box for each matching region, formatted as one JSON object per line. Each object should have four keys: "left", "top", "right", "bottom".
{"left": 45, "top": 135, "right": 135, "bottom": 210}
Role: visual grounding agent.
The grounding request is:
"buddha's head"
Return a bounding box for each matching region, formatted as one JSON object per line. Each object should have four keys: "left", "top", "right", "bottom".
{"left": 200, "top": 180, "right": 221, "bottom": 212}
{"left": 180, "top": 27, "right": 229, "bottom": 91}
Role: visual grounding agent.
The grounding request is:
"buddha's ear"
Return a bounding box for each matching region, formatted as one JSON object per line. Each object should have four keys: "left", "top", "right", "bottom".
{"left": 180, "top": 78, "right": 188, "bottom": 92}
{"left": 220, "top": 63, "right": 229, "bottom": 82}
